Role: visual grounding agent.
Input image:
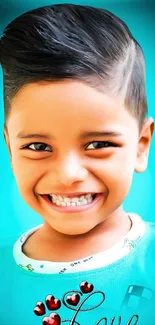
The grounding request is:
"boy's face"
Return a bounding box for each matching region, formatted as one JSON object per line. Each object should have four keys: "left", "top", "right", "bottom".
{"left": 4, "top": 81, "right": 154, "bottom": 236}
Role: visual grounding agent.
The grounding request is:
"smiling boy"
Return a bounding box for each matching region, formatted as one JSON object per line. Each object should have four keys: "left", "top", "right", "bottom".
{"left": 0, "top": 4, "right": 155, "bottom": 325}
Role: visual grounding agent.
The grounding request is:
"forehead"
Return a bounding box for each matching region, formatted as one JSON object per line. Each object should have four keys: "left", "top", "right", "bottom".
{"left": 8, "top": 80, "right": 138, "bottom": 135}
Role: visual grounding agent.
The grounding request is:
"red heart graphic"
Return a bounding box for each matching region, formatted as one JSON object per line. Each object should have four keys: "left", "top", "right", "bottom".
{"left": 66, "top": 293, "right": 80, "bottom": 306}
{"left": 80, "top": 281, "right": 94, "bottom": 293}
{"left": 34, "top": 301, "right": 46, "bottom": 316}
{"left": 42, "top": 313, "right": 61, "bottom": 325}
{"left": 46, "top": 295, "right": 61, "bottom": 310}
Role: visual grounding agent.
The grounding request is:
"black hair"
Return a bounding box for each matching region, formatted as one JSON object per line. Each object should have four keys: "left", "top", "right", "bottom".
{"left": 0, "top": 3, "right": 147, "bottom": 129}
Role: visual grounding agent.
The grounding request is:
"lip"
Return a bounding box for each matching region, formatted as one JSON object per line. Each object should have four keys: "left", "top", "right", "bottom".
{"left": 48, "top": 192, "right": 97, "bottom": 198}
{"left": 41, "top": 193, "right": 104, "bottom": 213}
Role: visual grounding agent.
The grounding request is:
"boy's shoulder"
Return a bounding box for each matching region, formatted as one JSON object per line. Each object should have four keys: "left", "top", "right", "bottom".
{"left": 0, "top": 235, "right": 19, "bottom": 262}
{"left": 0, "top": 235, "right": 21, "bottom": 277}
{"left": 138, "top": 220, "right": 155, "bottom": 284}
{"left": 130, "top": 215, "right": 155, "bottom": 254}
{"left": 145, "top": 220, "right": 155, "bottom": 242}
{"left": 0, "top": 234, "right": 19, "bottom": 249}
{"left": 140, "top": 220, "right": 155, "bottom": 253}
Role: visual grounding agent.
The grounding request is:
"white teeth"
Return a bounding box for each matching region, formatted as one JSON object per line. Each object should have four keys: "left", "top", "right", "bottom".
{"left": 56, "top": 200, "right": 61, "bottom": 206}
{"left": 52, "top": 194, "right": 57, "bottom": 200}
{"left": 64, "top": 197, "right": 70, "bottom": 203}
{"left": 85, "top": 193, "right": 92, "bottom": 199}
{"left": 71, "top": 197, "right": 79, "bottom": 203}
{"left": 49, "top": 193, "right": 95, "bottom": 207}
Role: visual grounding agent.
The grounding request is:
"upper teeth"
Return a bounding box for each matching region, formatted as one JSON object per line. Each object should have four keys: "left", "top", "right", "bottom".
{"left": 49, "top": 193, "right": 93, "bottom": 202}
{"left": 49, "top": 193, "right": 94, "bottom": 206}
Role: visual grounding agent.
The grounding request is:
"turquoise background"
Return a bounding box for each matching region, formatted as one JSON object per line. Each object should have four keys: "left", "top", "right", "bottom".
{"left": 0, "top": 1, "right": 154, "bottom": 243}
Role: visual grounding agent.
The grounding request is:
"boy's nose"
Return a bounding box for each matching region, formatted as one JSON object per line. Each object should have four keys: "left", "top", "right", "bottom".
{"left": 55, "top": 154, "right": 88, "bottom": 186}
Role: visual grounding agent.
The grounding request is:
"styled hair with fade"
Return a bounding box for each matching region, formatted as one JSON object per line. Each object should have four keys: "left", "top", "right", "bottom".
{"left": 0, "top": 3, "right": 147, "bottom": 129}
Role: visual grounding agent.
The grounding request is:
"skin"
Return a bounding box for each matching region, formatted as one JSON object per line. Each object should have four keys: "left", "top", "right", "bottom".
{"left": 4, "top": 80, "right": 154, "bottom": 262}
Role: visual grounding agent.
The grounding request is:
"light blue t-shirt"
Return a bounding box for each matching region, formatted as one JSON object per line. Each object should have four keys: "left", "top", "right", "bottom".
{"left": 0, "top": 215, "right": 155, "bottom": 325}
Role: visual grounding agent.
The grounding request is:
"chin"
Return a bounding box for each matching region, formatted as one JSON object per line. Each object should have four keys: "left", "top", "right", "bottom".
{"left": 53, "top": 224, "right": 94, "bottom": 236}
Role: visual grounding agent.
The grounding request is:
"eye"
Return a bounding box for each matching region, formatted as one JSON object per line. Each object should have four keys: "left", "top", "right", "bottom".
{"left": 85, "top": 141, "right": 117, "bottom": 150}
{"left": 22, "top": 142, "right": 52, "bottom": 152}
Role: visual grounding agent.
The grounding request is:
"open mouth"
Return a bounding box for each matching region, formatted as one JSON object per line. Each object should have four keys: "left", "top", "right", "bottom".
{"left": 41, "top": 193, "right": 103, "bottom": 213}
{"left": 48, "top": 193, "right": 97, "bottom": 207}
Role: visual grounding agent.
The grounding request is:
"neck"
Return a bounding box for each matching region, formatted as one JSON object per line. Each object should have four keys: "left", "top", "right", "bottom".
{"left": 25, "top": 207, "right": 132, "bottom": 262}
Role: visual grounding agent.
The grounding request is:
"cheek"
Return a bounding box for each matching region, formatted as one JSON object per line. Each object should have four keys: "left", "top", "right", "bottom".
{"left": 11, "top": 155, "right": 43, "bottom": 194}
{"left": 91, "top": 151, "right": 136, "bottom": 193}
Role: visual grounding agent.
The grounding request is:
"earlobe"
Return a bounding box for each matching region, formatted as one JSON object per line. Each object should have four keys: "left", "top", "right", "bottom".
{"left": 3, "top": 124, "right": 12, "bottom": 159}
{"left": 135, "top": 117, "right": 154, "bottom": 173}
{"left": 3, "top": 125, "right": 14, "bottom": 173}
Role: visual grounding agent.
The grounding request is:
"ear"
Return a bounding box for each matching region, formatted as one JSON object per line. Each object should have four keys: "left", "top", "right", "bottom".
{"left": 135, "top": 117, "right": 154, "bottom": 173}
{"left": 3, "top": 124, "right": 12, "bottom": 160}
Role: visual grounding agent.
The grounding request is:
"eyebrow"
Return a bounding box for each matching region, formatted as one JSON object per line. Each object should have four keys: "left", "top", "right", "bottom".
{"left": 80, "top": 131, "right": 123, "bottom": 139}
{"left": 17, "top": 132, "right": 53, "bottom": 139}
{"left": 17, "top": 131, "right": 123, "bottom": 140}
